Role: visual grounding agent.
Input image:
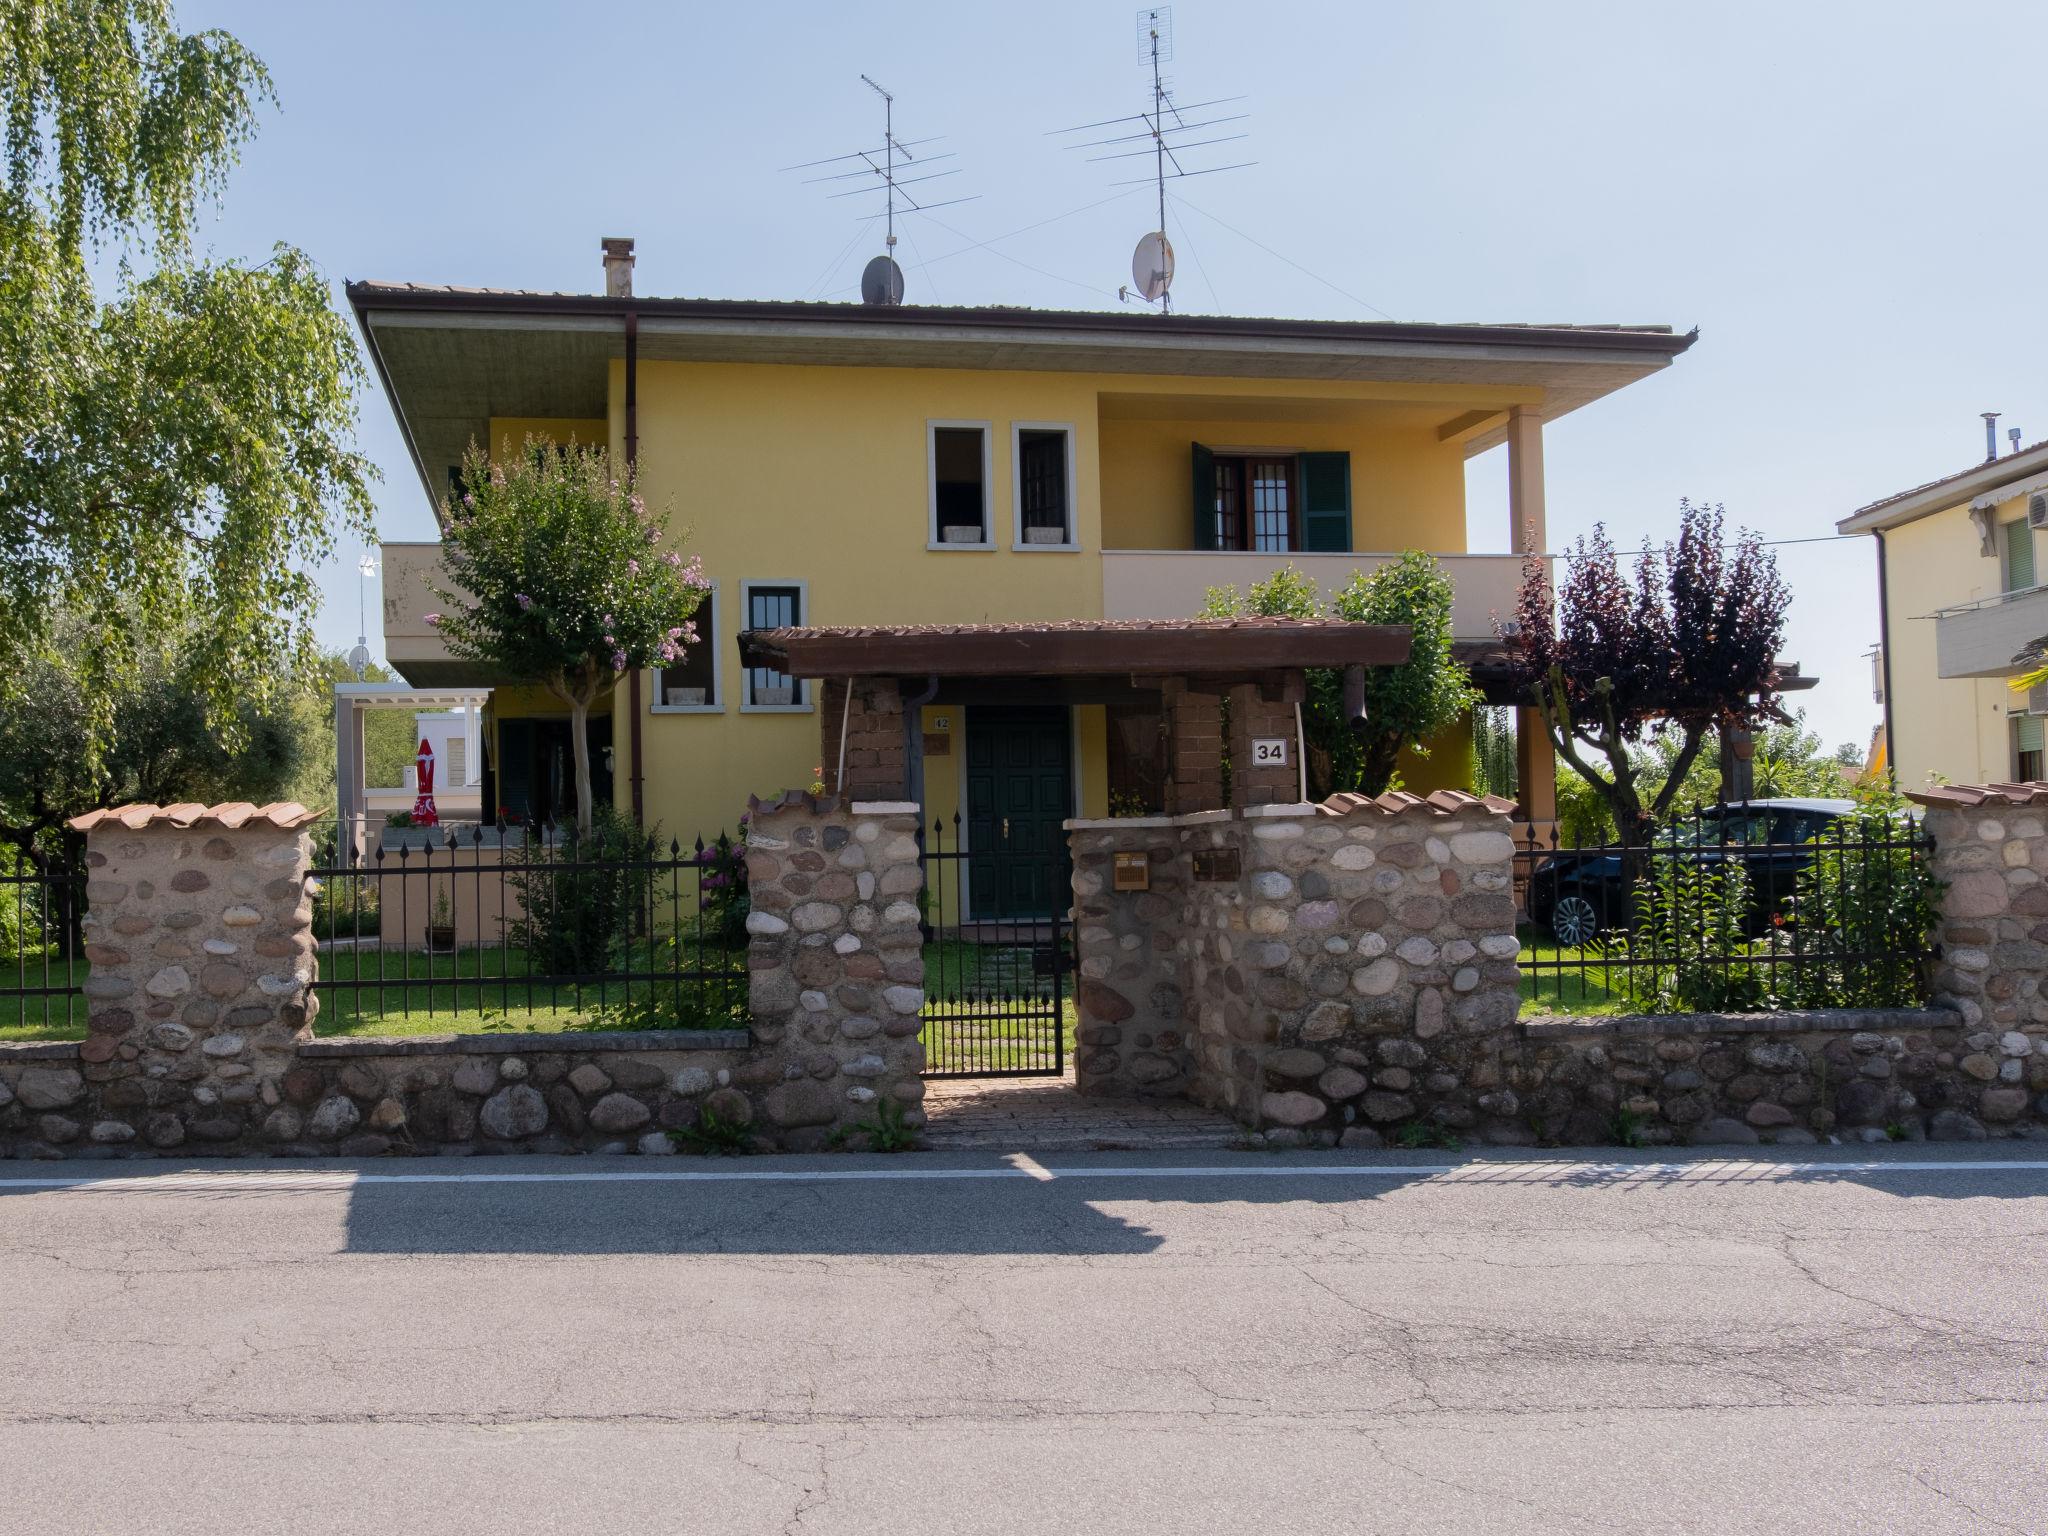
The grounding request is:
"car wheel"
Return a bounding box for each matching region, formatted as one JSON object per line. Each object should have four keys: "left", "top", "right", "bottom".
{"left": 1550, "top": 893, "right": 1602, "bottom": 948}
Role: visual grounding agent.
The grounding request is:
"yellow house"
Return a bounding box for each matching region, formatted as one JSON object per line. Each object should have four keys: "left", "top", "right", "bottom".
{"left": 1838, "top": 432, "right": 2048, "bottom": 789}
{"left": 349, "top": 238, "right": 1693, "bottom": 849}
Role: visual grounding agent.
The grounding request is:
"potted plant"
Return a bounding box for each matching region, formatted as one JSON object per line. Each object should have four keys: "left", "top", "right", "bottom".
{"left": 425, "top": 885, "right": 456, "bottom": 953}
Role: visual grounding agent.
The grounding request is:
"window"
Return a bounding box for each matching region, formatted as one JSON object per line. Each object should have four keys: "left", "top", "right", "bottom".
{"left": 652, "top": 582, "right": 721, "bottom": 712}
{"left": 1012, "top": 423, "right": 1076, "bottom": 548}
{"left": 1191, "top": 445, "right": 1352, "bottom": 552}
{"left": 2017, "top": 714, "right": 2045, "bottom": 783}
{"left": 926, "top": 423, "right": 992, "bottom": 547}
{"left": 741, "top": 581, "right": 808, "bottom": 711}
{"left": 2006, "top": 518, "right": 2037, "bottom": 594}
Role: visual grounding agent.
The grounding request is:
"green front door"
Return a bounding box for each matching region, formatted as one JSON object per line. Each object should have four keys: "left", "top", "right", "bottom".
{"left": 964, "top": 707, "right": 1072, "bottom": 920}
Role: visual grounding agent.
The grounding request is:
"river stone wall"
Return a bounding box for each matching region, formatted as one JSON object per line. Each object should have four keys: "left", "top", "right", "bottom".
{"left": 1070, "top": 817, "right": 1192, "bottom": 1097}
{"left": 0, "top": 797, "right": 925, "bottom": 1159}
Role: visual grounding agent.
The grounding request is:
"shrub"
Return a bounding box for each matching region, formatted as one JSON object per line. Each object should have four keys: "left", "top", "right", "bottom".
{"left": 506, "top": 806, "right": 655, "bottom": 976}
{"left": 1783, "top": 792, "right": 1939, "bottom": 1008}
{"left": 1623, "top": 845, "right": 1765, "bottom": 1012}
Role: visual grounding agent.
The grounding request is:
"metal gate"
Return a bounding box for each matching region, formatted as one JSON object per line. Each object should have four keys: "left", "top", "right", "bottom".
{"left": 917, "top": 814, "right": 1069, "bottom": 1078}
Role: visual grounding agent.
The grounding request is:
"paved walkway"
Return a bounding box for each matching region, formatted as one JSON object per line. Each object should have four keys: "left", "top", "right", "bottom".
{"left": 920, "top": 1069, "right": 1244, "bottom": 1150}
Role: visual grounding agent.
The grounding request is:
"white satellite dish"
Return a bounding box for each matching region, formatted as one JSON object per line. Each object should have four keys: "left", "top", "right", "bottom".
{"left": 1131, "top": 231, "right": 1174, "bottom": 304}
{"left": 861, "top": 254, "right": 905, "bottom": 306}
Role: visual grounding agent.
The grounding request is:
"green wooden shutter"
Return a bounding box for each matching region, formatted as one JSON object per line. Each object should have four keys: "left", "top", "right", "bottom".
{"left": 1300, "top": 452, "right": 1352, "bottom": 552}
{"left": 2007, "top": 519, "right": 2036, "bottom": 592}
{"left": 1191, "top": 442, "right": 1217, "bottom": 550}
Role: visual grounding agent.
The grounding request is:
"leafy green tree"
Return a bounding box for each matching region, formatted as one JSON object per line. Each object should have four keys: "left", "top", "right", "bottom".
{"left": 427, "top": 442, "right": 710, "bottom": 833}
{"left": 0, "top": 0, "right": 374, "bottom": 757}
{"left": 1203, "top": 554, "right": 1479, "bottom": 797}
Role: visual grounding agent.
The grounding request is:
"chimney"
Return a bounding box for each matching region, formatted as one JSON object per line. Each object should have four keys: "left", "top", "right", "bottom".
{"left": 1983, "top": 411, "right": 2003, "bottom": 462}
{"left": 2012, "top": 427, "right": 2026, "bottom": 457}
{"left": 601, "top": 237, "right": 635, "bottom": 298}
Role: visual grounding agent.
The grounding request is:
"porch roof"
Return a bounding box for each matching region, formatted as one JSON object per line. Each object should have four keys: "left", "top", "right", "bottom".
{"left": 738, "top": 617, "right": 1412, "bottom": 680}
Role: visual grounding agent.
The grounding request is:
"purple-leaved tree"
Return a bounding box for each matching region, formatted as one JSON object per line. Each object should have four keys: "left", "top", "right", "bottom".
{"left": 1505, "top": 501, "right": 1791, "bottom": 845}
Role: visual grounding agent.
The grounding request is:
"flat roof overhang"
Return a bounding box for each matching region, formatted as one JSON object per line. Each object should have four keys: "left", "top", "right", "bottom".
{"left": 1454, "top": 641, "right": 1819, "bottom": 706}
{"left": 347, "top": 283, "right": 1696, "bottom": 509}
{"left": 739, "top": 618, "right": 1413, "bottom": 681}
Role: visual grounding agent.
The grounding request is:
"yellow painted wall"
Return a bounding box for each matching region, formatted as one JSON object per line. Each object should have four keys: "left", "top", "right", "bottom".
{"left": 1098, "top": 415, "right": 1468, "bottom": 553}
{"left": 1880, "top": 495, "right": 2030, "bottom": 791}
{"left": 486, "top": 417, "right": 611, "bottom": 459}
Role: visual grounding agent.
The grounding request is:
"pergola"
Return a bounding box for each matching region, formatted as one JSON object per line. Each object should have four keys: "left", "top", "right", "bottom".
{"left": 738, "top": 617, "right": 1413, "bottom": 814}
{"left": 332, "top": 681, "right": 491, "bottom": 865}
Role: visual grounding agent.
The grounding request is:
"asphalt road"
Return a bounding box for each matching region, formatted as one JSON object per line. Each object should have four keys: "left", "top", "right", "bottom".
{"left": 2, "top": 1147, "right": 2045, "bottom": 1535}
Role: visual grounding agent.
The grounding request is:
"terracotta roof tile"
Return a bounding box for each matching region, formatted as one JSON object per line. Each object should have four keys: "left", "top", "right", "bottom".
{"left": 1318, "top": 789, "right": 1520, "bottom": 819}
{"left": 69, "top": 802, "right": 323, "bottom": 833}
{"left": 1904, "top": 782, "right": 2048, "bottom": 809}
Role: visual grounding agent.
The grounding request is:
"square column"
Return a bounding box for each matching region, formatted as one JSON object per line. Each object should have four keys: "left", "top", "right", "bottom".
{"left": 1507, "top": 406, "right": 1557, "bottom": 829}
{"left": 1226, "top": 683, "right": 1300, "bottom": 809}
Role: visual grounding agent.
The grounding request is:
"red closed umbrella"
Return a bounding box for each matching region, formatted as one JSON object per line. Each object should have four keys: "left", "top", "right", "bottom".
{"left": 412, "top": 739, "right": 439, "bottom": 827}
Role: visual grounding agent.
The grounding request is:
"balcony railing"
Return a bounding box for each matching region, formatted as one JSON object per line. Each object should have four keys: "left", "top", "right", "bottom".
{"left": 1099, "top": 549, "right": 1535, "bottom": 640}
{"left": 1932, "top": 584, "right": 2048, "bottom": 678}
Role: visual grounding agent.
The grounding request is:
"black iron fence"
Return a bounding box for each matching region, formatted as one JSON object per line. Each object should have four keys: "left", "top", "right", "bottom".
{"left": 308, "top": 821, "right": 748, "bottom": 1034}
{"left": 918, "top": 813, "right": 1070, "bottom": 1077}
{"left": 0, "top": 850, "right": 85, "bottom": 1037}
{"left": 1517, "top": 801, "right": 1938, "bottom": 1014}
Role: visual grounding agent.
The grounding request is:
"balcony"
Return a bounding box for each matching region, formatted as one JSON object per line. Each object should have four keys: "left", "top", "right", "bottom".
{"left": 1100, "top": 550, "right": 1534, "bottom": 640}
{"left": 1933, "top": 586, "right": 2048, "bottom": 679}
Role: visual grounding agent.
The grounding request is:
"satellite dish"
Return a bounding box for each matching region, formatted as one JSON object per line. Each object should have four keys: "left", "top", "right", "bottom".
{"left": 861, "top": 254, "right": 905, "bottom": 306}
{"left": 1131, "top": 231, "right": 1174, "bottom": 303}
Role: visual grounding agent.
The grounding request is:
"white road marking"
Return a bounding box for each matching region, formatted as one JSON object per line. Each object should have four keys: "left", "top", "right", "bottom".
{"left": 0, "top": 1159, "right": 2044, "bottom": 1194}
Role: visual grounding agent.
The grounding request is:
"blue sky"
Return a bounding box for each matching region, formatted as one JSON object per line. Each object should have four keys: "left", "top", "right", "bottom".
{"left": 178, "top": 0, "right": 2048, "bottom": 754}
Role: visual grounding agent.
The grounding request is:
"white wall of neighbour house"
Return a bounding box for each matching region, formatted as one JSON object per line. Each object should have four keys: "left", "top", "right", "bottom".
{"left": 370, "top": 710, "right": 483, "bottom": 793}
{"left": 1884, "top": 495, "right": 2038, "bottom": 792}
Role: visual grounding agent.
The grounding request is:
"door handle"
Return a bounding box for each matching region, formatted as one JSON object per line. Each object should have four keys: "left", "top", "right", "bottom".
{"left": 1002, "top": 817, "right": 1010, "bottom": 840}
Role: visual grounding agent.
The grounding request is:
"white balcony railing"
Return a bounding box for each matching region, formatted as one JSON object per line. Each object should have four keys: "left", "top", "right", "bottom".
{"left": 1100, "top": 550, "right": 1534, "bottom": 640}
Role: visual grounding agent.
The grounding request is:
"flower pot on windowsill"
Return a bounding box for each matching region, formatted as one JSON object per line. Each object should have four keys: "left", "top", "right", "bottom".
{"left": 1023, "top": 527, "right": 1067, "bottom": 545}
{"left": 666, "top": 686, "right": 707, "bottom": 707}
{"left": 941, "top": 526, "right": 984, "bottom": 544}
{"left": 754, "top": 685, "right": 795, "bottom": 706}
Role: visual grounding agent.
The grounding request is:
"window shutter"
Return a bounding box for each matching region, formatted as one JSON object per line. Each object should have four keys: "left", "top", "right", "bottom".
{"left": 1300, "top": 452, "right": 1352, "bottom": 552}
{"left": 2018, "top": 713, "right": 2044, "bottom": 754}
{"left": 1191, "top": 442, "right": 1218, "bottom": 550}
{"left": 2008, "top": 518, "right": 2036, "bottom": 592}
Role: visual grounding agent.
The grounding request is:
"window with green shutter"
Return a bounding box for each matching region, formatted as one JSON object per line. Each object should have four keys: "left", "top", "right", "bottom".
{"left": 2006, "top": 518, "right": 2036, "bottom": 593}
{"left": 1191, "top": 444, "right": 1351, "bottom": 552}
{"left": 1300, "top": 452, "right": 1352, "bottom": 551}
{"left": 2015, "top": 713, "right": 2045, "bottom": 781}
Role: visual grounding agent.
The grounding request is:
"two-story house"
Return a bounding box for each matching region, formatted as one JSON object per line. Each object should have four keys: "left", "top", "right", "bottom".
{"left": 351, "top": 238, "right": 1693, "bottom": 847}
{"left": 1839, "top": 431, "right": 2048, "bottom": 789}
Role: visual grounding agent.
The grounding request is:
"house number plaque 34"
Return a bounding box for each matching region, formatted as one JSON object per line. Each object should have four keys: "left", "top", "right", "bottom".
{"left": 1251, "top": 737, "right": 1289, "bottom": 766}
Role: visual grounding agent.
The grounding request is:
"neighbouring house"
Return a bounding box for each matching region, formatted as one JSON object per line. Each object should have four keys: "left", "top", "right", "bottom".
{"left": 358, "top": 706, "right": 485, "bottom": 823}
{"left": 333, "top": 683, "right": 490, "bottom": 860}
{"left": 349, "top": 237, "right": 1695, "bottom": 852}
{"left": 1838, "top": 422, "right": 2048, "bottom": 789}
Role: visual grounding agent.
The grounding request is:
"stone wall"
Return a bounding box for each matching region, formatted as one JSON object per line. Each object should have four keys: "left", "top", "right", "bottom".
{"left": 0, "top": 797, "right": 926, "bottom": 1159}
{"left": 1069, "top": 817, "right": 1191, "bottom": 1097}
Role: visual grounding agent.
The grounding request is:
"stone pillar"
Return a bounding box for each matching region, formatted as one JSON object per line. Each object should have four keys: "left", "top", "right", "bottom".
{"left": 1915, "top": 789, "right": 2048, "bottom": 1130}
{"left": 1162, "top": 682, "right": 1223, "bottom": 814}
{"left": 70, "top": 803, "right": 319, "bottom": 1152}
{"left": 742, "top": 791, "right": 926, "bottom": 1143}
{"left": 818, "top": 678, "right": 907, "bottom": 800}
{"left": 1226, "top": 683, "right": 1299, "bottom": 809}
{"left": 1067, "top": 817, "right": 1190, "bottom": 1097}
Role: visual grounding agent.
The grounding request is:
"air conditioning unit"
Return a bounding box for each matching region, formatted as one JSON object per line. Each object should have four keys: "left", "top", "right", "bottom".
{"left": 2028, "top": 492, "right": 2048, "bottom": 530}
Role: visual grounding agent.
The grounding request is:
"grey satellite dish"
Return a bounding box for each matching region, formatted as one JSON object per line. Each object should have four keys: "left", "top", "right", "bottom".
{"left": 1132, "top": 231, "right": 1174, "bottom": 303}
{"left": 861, "top": 254, "right": 905, "bottom": 306}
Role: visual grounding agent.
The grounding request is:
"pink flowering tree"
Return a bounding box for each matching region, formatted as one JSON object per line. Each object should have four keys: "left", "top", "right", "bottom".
{"left": 427, "top": 439, "right": 709, "bottom": 834}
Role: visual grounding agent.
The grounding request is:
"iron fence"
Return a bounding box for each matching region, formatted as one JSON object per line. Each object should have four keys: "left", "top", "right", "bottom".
{"left": 0, "top": 850, "right": 85, "bottom": 1036}
{"left": 1517, "top": 801, "right": 1937, "bottom": 1015}
{"left": 308, "top": 820, "right": 749, "bottom": 1034}
{"left": 918, "top": 813, "right": 1070, "bottom": 1077}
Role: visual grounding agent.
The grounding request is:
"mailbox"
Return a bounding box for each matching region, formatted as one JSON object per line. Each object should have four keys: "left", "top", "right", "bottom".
{"left": 1112, "top": 851, "right": 1150, "bottom": 892}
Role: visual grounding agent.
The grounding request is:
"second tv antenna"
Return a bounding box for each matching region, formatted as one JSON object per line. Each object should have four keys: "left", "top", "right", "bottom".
{"left": 781, "top": 77, "right": 978, "bottom": 306}
{"left": 1050, "top": 7, "right": 1254, "bottom": 313}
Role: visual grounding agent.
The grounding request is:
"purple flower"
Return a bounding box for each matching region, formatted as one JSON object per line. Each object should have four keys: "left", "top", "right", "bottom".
{"left": 642, "top": 524, "right": 660, "bottom": 545}
{"left": 602, "top": 613, "right": 614, "bottom": 627}
{"left": 461, "top": 493, "right": 474, "bottom": 508}
{"left": 628, "top": 494, "right": 645, "bottom": 515}
{"left": 661, "top": 551, "right": 682, "bottom": 568}
{"left": 423, "top": 612, "right": 441, "bottom": 627}
{"left": 667, "top": 626, "right": 684, "bottom": 641}
{"left": 514, "top": 593, "right": 533, "bottom": 611}
{"left": 610, "top": 648, "right": 627, "bottom": 671}
{"left": 626, "top": 559, "right": 640, "bottom": 576}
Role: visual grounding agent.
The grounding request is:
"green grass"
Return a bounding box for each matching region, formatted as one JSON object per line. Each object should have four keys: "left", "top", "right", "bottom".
{"left": 0, "top": 954, "right": 87, "bottom": 1041}
{"left": 1516, "top": 927, "right": 1634, "bottom": 1017}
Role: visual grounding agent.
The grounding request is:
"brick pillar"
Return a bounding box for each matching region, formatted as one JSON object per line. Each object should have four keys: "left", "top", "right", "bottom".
{"left": 742, "top": 792, "right": 927, "bottom": 1144}
{"left": 70, "top": 802, "right": 319, "bottom": 1151}
{"left": 1227, "top": 683, "right": 1299, "bottom": 808}
{"left": 1163, "top": 683, "right": 1223, "bottom": 815}
{"left": 818, "top": 678, "right": 907, "bottom": 800}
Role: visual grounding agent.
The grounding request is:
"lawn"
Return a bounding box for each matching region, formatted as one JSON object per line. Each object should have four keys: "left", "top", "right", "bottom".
{"left": 1517, "top": 927, "right": 1634, "bottom": 1017}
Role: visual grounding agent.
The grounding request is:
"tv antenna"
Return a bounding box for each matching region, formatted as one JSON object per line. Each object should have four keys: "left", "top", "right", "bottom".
{"left": 1049, "top": 6, "right": 1254, "bottom": 312}
{"left": 780, "top": 77, "right": 978, "bottom": 306}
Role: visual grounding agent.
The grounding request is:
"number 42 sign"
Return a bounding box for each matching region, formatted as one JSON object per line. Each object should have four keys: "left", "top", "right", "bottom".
{"left": 1251, "top": 737, "right": 1289, "bottom": 767}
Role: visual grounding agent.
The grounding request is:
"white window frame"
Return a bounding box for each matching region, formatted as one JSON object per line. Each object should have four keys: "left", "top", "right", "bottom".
{"left": 649, "top": 580, "right": 723, "bottom": 714}
{"left": 739, "top": 579, "right": 812, "bottom": 713}
{"left": 1010, "top": 421, "right": 1079, "bottom": 552}
{"left": 927, "top": 420, "right": 995, "bottom": 551}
